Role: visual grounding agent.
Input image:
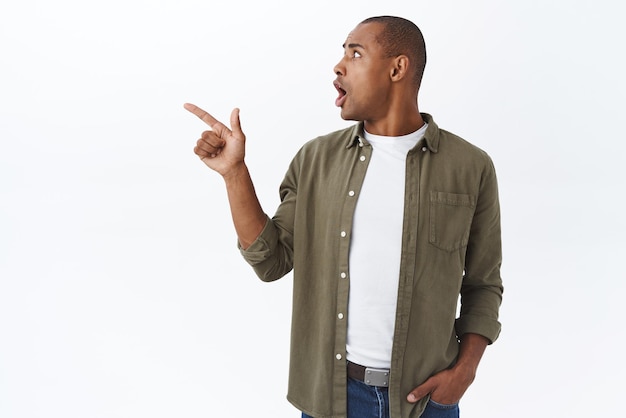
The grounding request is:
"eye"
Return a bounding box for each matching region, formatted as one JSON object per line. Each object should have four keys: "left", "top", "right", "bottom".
{"left": 353, "top": 51, "right": 362, "bottom": 58}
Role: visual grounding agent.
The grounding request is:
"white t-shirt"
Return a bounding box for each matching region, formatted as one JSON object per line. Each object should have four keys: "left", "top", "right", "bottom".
{"left": 346, "top": 124, "right": 427, "bottom": 369}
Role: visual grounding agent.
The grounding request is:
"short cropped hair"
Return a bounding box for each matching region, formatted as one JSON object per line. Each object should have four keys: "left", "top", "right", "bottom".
{"left": 360, "top": 16, "right": 427, "bottom": 88}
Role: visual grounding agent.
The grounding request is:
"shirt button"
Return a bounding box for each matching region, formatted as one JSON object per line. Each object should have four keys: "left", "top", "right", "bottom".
{"left": 338, "top": 313, "right": 344, "bottom": 320}
{"left": 360, "top": 155, "right": 366, "bottom": 162}
{"left": 422, "top": 146, "right": 427, "bottom": 152}
{"left": 336, "top": 354, "right": 342, "bottom": 360}
{"left": 348, "top": 190, "right": 355, "bottom": 197}
{"left": 340, "top": 231, "right": 347, "bottom": 238}
{"left": 340, "top": 272, "right": 347, "bottom": 279}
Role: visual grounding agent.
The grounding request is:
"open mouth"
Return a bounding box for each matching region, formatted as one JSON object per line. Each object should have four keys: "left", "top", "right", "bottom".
{"left": 334, "top": 80, "right": 347, "bottom": 107}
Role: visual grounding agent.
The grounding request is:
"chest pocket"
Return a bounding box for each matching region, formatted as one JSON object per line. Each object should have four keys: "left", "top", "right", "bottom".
{"left": 429, "top": 191, "right": 476, "bottom": 252}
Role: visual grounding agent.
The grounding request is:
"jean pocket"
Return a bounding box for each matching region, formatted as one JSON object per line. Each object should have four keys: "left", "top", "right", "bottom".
{"left": 429, "top": 191, "right": 476, "bottom": 252}
{"left": 427, "top": 398, "right": 459, "bottom": 410}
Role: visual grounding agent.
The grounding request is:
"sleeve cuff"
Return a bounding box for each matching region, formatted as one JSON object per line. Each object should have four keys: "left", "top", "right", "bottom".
{"left": 238, "top": 216, "right": 277, "bottom": 266}
{"left": 455, "top": 315, "right": 502, "bottom": 344}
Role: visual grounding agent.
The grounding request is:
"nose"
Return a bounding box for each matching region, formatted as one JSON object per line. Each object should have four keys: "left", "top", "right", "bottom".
{"left": 334, "top": 57, "right": 345, "bottom": 76}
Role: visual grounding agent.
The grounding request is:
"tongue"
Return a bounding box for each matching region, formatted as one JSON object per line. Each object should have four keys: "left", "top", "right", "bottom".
{"left": 335, "top": 90, "right": 346, "bottom": 107}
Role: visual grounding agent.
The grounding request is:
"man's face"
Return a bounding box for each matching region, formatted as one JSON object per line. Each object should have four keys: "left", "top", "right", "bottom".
{"left": 333, "top": 23, "right": 393, "bottom": 122}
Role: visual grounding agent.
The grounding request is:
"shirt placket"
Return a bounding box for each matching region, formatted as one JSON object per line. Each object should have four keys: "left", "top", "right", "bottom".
{"left": 332, "top": 136, "right": 371, "bottom": 414}
{"left": 389, "top": 141, "right": 429, "bottom": 417}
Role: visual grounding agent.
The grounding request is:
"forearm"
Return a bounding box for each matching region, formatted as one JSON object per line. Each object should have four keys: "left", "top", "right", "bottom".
{"left": 453, "top": 333, "right": 489, "bottom": 377}
{"left": 223, "top": 163, "right": 267, "bottom": 250}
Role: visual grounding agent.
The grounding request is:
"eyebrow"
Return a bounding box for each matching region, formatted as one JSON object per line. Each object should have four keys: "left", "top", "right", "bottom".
{"left": 342, "top": 42, "right": 365, "bottom": 50}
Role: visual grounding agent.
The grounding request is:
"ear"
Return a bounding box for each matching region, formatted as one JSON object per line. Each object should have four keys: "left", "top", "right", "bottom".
{"left": 390, "top": 55, "right": 410, "bottom": 82}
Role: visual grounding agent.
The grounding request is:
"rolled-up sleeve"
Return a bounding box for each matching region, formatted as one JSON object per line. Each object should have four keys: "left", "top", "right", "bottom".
{"left": 456, "top": 156, "right": 503, "bottom": 344}
{"left": 238, "top": 151, "right": 300, "bottom": 282}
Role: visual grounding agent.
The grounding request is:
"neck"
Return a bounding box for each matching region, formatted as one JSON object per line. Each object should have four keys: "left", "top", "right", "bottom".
{"left": 363, "top": 91, "right": 424, "bottom": 136}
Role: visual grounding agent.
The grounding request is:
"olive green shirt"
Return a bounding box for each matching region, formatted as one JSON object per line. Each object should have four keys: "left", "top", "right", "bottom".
{"left": 240, "top": 114, "right": 503, "bottom": 418}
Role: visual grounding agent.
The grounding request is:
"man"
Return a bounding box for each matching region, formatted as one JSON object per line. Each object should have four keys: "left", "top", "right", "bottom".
{"left": 185, "top": 16, "right": 502, "bottom": 418}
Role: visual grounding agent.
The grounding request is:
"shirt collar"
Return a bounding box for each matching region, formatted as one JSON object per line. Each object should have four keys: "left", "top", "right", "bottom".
{"left": 345, "top": 113, "right": 440, "bottom": 153}
{"left": 421, "top": 113, "right": 439, "bottom": 153}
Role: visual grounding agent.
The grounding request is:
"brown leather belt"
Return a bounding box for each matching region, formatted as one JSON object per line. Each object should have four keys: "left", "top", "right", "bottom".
{"left": 347, "top": 361, "right": 390, "bottom": 387}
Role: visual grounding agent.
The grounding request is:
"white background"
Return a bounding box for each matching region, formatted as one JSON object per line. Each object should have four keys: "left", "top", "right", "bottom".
{"left": 1, "top": 0, "right": 625, "bottom": 417}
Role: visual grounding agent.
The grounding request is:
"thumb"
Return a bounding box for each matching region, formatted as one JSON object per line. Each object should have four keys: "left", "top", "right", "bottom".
{"left": 230, "top": 108, "right": 244, "bottom": 137}
{"left": 407, "top": 378, "right": 436, "bottom": 403}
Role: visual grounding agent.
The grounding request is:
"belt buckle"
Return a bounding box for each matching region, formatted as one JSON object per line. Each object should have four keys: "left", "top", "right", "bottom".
{"left": 364, "top": 367, "right": 390, "bottom": 387}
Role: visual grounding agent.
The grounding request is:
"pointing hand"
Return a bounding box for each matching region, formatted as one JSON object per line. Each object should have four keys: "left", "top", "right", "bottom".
{"left": 184, "top": 103, "right": 246, "bottom": 177}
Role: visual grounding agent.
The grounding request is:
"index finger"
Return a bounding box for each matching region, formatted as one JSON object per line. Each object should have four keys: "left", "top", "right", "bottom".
{"left": 184, "top": 103, "right": 220, "bottom": 128}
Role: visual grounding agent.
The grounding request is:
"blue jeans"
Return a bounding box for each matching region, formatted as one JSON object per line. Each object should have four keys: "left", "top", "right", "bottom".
{"left": 301, "top": 378, "right": 459, "bottom": 418}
